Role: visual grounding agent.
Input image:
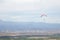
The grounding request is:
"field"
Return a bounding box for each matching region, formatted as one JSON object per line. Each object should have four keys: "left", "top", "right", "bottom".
{"left": 0, "top": 37, "right": 60, "bottom": 40}
{"left": 0, "top": 35, "right": 60, "bottom": 40}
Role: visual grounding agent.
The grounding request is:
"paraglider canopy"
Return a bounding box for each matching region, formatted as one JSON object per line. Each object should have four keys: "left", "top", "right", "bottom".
{"left": 40, "top": 13, "right": 47, "bottom": 17}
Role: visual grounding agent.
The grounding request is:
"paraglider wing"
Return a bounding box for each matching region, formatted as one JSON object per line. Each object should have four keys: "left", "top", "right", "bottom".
{"left": 40, "top": 14, "right": 47, "bottom": 17}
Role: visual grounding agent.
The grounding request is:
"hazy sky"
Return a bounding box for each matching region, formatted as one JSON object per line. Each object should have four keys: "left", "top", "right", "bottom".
{"left": 0, "top": 0, "right": 60, "bottom": 23}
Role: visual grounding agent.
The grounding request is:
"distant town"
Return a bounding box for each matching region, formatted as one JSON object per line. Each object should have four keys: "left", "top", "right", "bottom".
{"left": 0, "top": 30, "right": 60, "bottom": 36}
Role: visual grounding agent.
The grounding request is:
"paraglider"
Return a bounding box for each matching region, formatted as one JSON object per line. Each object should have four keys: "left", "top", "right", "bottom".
{"left": 40, "top": 13, "right": 47, "bottom": 22}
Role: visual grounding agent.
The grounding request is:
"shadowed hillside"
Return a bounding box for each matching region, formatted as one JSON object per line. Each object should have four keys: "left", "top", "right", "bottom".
{"left": 0, "top": 20, "right": 60, "bottom": 32}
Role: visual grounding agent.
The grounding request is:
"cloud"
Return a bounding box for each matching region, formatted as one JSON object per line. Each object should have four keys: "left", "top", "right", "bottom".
{"left": 16, "top": 0, "right": 40, "bottom": 3}
{"left": 0, "top": 0, "right": 60, "bottom": 12}
{"left": 0, "top": 0, "right": 16, "bottom": 12}
{"left": 45, "top": 17, "right": 60, "bottom": 23}
{"left": 0, "top": 15, "right": 60, "bottom": 23}
{"left": 0, "top": 0, "right": 60, "bottom": 23}
{"left": 0, "top": 15, "right": 39, "bottom": 22}
{"left": 16, "top": 0, "right": 41, "bottom": 11}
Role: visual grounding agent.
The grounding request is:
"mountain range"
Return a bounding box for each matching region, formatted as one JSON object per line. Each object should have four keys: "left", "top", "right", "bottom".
{"left": 0, "top": 20, "right": 60, "bottom": 32}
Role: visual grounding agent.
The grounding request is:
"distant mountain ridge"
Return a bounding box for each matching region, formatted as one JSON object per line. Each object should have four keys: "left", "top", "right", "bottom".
{"left": 0, "top": 20, "right": 60, "bottom": 32}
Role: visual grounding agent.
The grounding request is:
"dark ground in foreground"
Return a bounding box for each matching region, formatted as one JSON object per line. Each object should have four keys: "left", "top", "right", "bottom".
{"left": 0, "top": 34, "right": 60, "bottom": 40}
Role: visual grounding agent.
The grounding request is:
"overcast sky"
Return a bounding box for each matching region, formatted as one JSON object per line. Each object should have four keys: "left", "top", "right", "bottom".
{"left": 0, "top": 0, "right": 60, "bottom": 23}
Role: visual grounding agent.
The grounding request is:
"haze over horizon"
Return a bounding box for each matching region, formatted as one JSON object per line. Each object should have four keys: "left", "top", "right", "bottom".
{"left": 0, "top": 0, "right": 60, "bottom": 23}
